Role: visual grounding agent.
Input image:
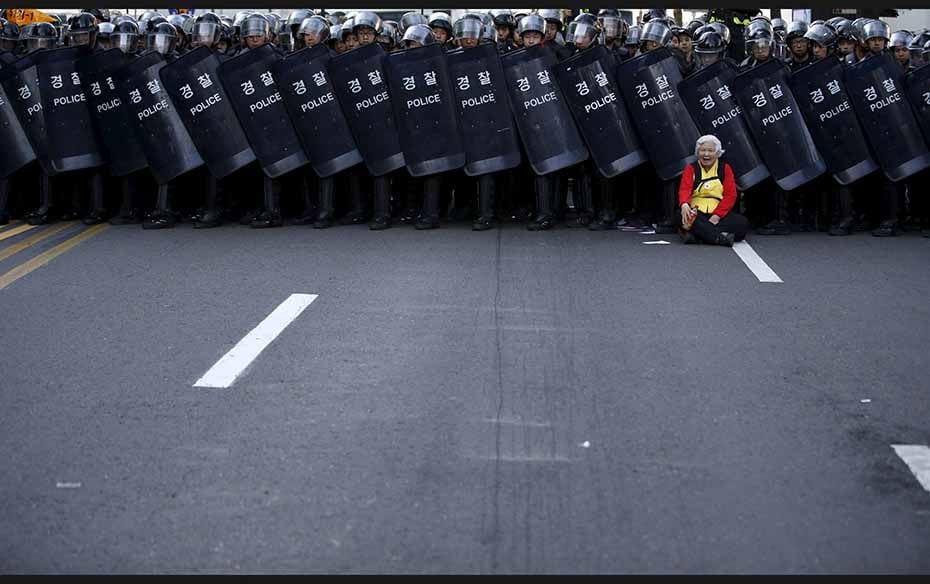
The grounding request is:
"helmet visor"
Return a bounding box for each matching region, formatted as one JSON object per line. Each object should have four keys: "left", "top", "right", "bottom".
{"left": 113, "top": 32, "right": 137, "bottom": 52}
{"left": 67, "top": 31, "right": 92, "bottom": 46}
{"left": 191, "top": 22, "right": 218, "bottom": 45}
{"left": 148, "top": 34, "right": 176, "bottom": 54}
{"left": 27, "top": 37, "right": 56, "bottom": 51}
{"left": 601, "top": 16, "right": 620, "bottom": 38}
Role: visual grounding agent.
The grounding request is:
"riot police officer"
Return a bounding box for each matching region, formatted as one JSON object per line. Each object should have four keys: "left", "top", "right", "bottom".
{"left": 694, "top": 31, "right": 727, "bottom": 69}
{"left": 785, "top": 21, "right": 812, "bottom": 70}
{"left": 429, "top": 12, "right": 453, "bottom": 47}
{"left": 491, "top": 9, "right": 516, "bottom": 53}
{"left": 907, "top": 30, "right": 930, "bottom": 68}
{"left": 739, "top": 24, "right": 776, "bottom": 71}
{"left": 286, "top": 9, "right": 314, "bottom": 51}
{"left": 890, "top": 29, "right": 914, "bottom": 71}
{"left": 537, "top": 9, "right": 573, "bottom": 60}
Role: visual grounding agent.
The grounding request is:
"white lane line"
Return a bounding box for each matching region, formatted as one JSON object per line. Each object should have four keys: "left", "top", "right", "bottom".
{"left": 194, "top": 293, "right": 318, "bottom": 388}
{"left": 732, "top": 241, "right": 783, "bottom": 283}
{"left": 891, "top": 444, "right": 930, "bottom": 493}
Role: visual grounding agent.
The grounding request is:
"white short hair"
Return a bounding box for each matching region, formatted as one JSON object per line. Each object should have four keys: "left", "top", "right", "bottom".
{"left": 695, "top": 134, "right": 725, "bottom": 157}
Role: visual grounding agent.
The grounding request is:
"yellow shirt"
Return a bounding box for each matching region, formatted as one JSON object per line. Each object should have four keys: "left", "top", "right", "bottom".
{"left": 691, "top": 161, "right": 724, "bottom": 214}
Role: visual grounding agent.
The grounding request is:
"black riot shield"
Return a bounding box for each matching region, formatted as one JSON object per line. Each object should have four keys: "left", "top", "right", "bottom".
{"left": 679, "top": 60, "right": 769, "bottom": 190}
{"left": 273, "top": 44, "right": 363, "bottom": 177}
{"left": 553, "top": 45, "right": 647, "bottom": 178}
{"left": 116, "top": 51, "right": 204, "bottom": 185}
{"left": 616, "top": 47, "right": 700, "bottom": 181}
{"left": 732, "top": 59, "right": 826, "bottom": 190}
{"left": 445, "top": 43, "right": 521, "bottom": 176}
{"left": 788, "top": 58, "right": 879, "bottom": 186}
{"left": 160, "top": 47, "right": 256, "bottom": 179}
{"left": 217, "top": 45, "right": 308, "bottom": 178}
{"left": 844, "top": 53, "right": 930, "bottom": 181}
{"left": 35, "top": 46, "right": 104, "bottom": 173}
{"left": 76, "top": 48, "right": 148, "bottom": 177}
{"left": 0, "top": 63, "right": 37, "bottom": 178}
{"left": 501, "top": 44, "right": 588, "bottom": 175}
{"left": 383, "top": 43, "right": 465, "bottom": 176}
{"left": 327, "top": 42, "right": 404, "bottom": 176}
{"left": 1, "top": 53, "right": 54, "bottom": 175}
{"left": 905, "top": 64, "right": 930, "bottom": 144}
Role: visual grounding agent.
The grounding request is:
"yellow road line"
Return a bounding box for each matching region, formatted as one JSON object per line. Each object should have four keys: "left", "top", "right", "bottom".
{"left": 0, "top": 223, "right": 37, "bottom": 242}
{"left": 0, "top": 220, "right": 24, "bottom": 231}
{"left": 0, "top": 222, "right": 76, "bottom": 263}
{"left": 0, "top": 224, "right": 109, "bottom": 291}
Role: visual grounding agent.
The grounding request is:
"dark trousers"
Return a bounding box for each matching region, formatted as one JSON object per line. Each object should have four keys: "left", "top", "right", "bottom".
{"left": 681, "top": 210, "right": 750, "bottom": 244}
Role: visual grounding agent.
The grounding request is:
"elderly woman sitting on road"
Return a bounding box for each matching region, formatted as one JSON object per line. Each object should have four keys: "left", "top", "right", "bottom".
{"left": 677, "top": 135, "right": 750, "bottom": 246}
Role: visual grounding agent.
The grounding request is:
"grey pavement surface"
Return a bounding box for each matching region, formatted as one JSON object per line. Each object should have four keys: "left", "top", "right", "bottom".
{"left": 1, "top": 221, "right": 929, "bottom": 573}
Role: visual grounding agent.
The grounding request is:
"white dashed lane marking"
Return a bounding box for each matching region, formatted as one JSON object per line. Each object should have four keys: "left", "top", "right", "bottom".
{"left": 732, "top": 241, "right": 783, "bottom": 283}
{"left": 891, "top": 445, "right": 930, "bottom": 494}
{"left": 194, "top": 293, "right": 318, "bottom": 389}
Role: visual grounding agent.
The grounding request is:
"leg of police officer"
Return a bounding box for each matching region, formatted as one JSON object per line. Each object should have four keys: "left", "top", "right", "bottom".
{"left": 27, "top": 171, "right": 54, "bottom": 225}
{"left": 340, "top": 168, "right": 368, "bottom": 225}
{"left": 416, "top": 174, "right": 442, "bottom": 230}
{"left": 369, "top": 173, "right": 391, "bottom": 230}
{"left": 655, "top": 177, "right": 679, "bottom": 234}
{"left": 251, "top": 176, "right": 283, "bottom": 228}
{"left": 193, "top": 168, "right": 222, "bottom": 228}
{"left": 313, "top": 175, "right": 336, "bottom": 229}
{"left": 527, "top": 172, "right": 556, "bottom": 230}
{"left": 291, "top": 169, "right": 317, "bottom": 225}
{"left": 81, "top": 169, "right": 107, "bottom": 225}
{"left": 588, "top": 173, "right": 617, "bottom": 231}
{"left": 756, "top": 180, "right": 790, "bottom": 235}
{"left": 143, "top": 181, "right": 174, "bottom": 229}
{"left": 568, "top": 162, "right": 594, "bottom": 228}
{"left": 828, "top": 181, "right": 855, "bottom": 236}
{"left": 0, "top": 178, "right": 9, "bottom": 224}
{"left": 873, "top": 177, "right": 902, "bottom": 237}
{"left": 473, "top": 172, "right": 496, "bottom": 231}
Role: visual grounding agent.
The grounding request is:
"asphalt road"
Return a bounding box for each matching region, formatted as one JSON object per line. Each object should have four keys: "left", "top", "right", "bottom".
{"left": 1, "top": 220, "right": 928, "bottom": 573}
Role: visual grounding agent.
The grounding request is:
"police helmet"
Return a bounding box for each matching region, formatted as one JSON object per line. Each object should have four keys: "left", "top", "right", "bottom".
{"left": 909, "top": 31, "right": 930, "bottom": 56}
{"left": 402, "top": 24, "right": 435, "bottom": 47}
{"left": 241, "top": 13, "right": 271, "bottom": 40}
{"left": 863, "top": 20, "right": 890, "bottom": 43}
{"left": 642, "top": 9, "right": 667, "bottom": 24}
{"left": 1, "top": 20, "right": 21, "bottom": 42}
{"left": 625, "top": 25, "right": 642, "bottom": 47}
{"left": 298, "top": 16, "right": 330, "bottom": 45}
{"left": 400, "top": 12, "right": 428, "bottom": 32}
{"left": 707, "top": 22, "right": 731, "bottom": 45}
{"left": 772, "top": 18, "right": 788, "bottom": 35}
{"left": 491, "top": 9, "right": 515, "bottom": 29}
{"left": 694, "top": 31, "right": 726, "bottom": 55}
{"left": 890, "top": 30, "right": 914, "bottom": 49}
{"left": 287, "top": 9, "right": 314, "bottom": 35}
{"left": 26, "top": 21, "right": 58, "bottom": 51}
{"left": 429, "top": 12, "right": 453, "bottom": 35}
{"left": 785, "top": 20, "right": 809, "bottom": 43}
{"left": 572, "top": 22, "right": 599, "bottom": 46}
{"left": 146, "top": 22, "right": 177, "bottom": 55}
{"left": 804, "top": 23, "right": 837, "bottom": 49}
{"left": 111, "top": 19, "right": 139, "bottom": 53}
{"left": 685, "top": 19, "right": 704, "bottom": 39}
{"left": 517, "top": 14, "right": 546, "bottom": 38}
{"left": 353, "top": 11, "right": 382, "bottom": 35}
{"left": 97, "top": 22, "right": 114, "bottom": 40}
{"left": 833, "top": 20, "right": 855, "bottom": 42}
{"left": 640, "top": 20, "right": 671, "bottom": 47}
{"left": 745, "top": 26, "right": 774, "bottom": 51}
{"left": 601, "top": 15, "right": 627, "bottom": 41}
{"left": 81, "top": 8, "right": 110, "bottom": 23}
{"left": 377, "top": 21, "right": 398, "bottom": 49}
{"left": 537, "top": 9, "right": 563, "bottom": 31}
{"left": 453, "top": 17, "right": 482, "bottom": 41}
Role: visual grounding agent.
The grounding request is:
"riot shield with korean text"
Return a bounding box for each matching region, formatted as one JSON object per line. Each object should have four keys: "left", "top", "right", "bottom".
{"left": 732, "top": 59, "right": 825, "bottom": 190}
{"left": 0, "top": 61, "right": 36, "bottom": 178}
{"left": 501, "top": 44, "right": 588, "bottom": 176}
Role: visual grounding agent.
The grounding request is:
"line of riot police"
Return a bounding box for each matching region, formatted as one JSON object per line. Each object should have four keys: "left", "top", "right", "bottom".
{"left": 0, "top": 9, "right": 928, "bottom": 238}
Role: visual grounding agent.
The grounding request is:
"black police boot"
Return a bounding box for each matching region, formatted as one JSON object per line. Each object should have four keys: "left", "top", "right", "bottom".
{"left": 144, "top": 184, "right": 176, "bottom": 229}
{"left": 369, "top": 175, "right": 392, "bottom": 230}
{"left": 654, "top": 179, "right": 678, "bottom": 234}
{"left": 340, "top": 171, "right": 368, "bottom": 225}
{"left": 415, "top": 176, "right": 441, "bottom": 230}
{"left": 313, "top": 176, "right": 336, "bottom": 229}
{"left": 27, "top": 172, "right": 54, "bottom": 225}
{"left": 588, "top": 178, "right": 617, "bottom": 231}
{"left": 252, "top": 177, "right": 283, "bottom": 228}
{"left": 570, "top": 169, "right": 594, "bottom": 227}
{"left": 472, "top": 173, "right": 495, "bottom": 231}
{"left": 0, "top": 178, "right": 10, "bottom": 225}
{"left": 528, "top": 174, "right": 556, "bottom": 231}
{"left": 194, "top": 174, "right": 222, "bottom": 228}
{"left": 291, "top": 173, "right": 317, "bottom": 225}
